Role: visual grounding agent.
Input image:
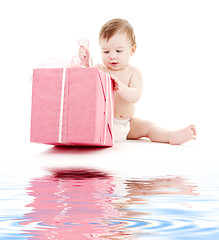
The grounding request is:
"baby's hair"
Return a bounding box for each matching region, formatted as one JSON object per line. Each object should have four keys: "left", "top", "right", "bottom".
{"left": 99, "top": 18, "right": 136, "bottom": 46}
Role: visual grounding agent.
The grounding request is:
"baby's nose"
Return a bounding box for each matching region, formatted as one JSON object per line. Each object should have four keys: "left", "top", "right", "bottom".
{"left": 110, "top": 52, "right": 117, "bottom": 59}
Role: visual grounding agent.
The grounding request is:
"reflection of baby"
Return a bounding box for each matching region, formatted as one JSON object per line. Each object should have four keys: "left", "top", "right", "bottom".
{"left": 114, "top": 176, "right": 198, "bottom": 219}
{"left": 79, "top": 19, "right": 197, "bottom": 144}
{"left": 125, "top": 176, "right": 198, "bottom": 198}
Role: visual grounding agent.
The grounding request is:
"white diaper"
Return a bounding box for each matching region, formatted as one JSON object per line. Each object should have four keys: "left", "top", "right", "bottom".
{"left": 113, "top": 118, "right": 131, "bottom": 142}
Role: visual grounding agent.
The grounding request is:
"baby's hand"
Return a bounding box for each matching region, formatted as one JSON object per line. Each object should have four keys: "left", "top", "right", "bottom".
{"left": 111, "top": 75, "right": 124, "bottom": 92}
{"left": 78, "top": 46, "right": 90, "bottom": 63}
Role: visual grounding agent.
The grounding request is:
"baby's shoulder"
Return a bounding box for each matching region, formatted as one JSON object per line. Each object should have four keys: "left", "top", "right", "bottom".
{"left": 128, "top": 65, "right": 143, "bottom": 87}
{"left": 128, "top": 65, "right": 142, "bottom": 80}
{"left": 128, "top": 64, "right": 141, "bottom": 74}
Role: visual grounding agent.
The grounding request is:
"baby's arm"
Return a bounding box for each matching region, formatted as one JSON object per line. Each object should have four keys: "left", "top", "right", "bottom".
{"left": 111, "top": 69, "right": 143, "bottom": 103}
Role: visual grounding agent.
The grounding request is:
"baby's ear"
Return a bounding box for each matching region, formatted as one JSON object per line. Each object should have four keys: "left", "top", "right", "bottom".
{"left": 131, "top": 44, "right": 137, "bottom": 55}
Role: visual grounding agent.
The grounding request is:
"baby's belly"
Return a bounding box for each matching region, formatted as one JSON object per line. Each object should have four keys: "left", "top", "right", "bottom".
{"left": 114, "top": 101, "right": 135, "bottom": 119}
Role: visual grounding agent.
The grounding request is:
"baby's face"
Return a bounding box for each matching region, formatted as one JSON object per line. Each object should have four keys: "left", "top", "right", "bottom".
{"left": 100, "top": 32, "right": 135, "bottom": 71}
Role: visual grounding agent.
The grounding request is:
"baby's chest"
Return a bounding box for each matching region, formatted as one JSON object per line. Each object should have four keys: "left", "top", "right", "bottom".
{"left": 112, "top": 71, "right": 132, "bottom": 86}
{"left": 99, "top": 65, "right": 132, "bottom": 86}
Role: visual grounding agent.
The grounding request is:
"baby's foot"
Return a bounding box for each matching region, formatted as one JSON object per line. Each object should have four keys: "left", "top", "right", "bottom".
{"left": 169, "top": 125, "right": 197, "bottom": 145}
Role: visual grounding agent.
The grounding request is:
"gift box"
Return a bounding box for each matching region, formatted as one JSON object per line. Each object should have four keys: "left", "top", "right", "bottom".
{"left": 30, "top": 67, "right": 114, "bottom": 146}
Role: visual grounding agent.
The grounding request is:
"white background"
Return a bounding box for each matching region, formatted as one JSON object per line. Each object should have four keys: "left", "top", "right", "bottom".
{"left": 0, "top": 0, "right": 219, "bottom": 177}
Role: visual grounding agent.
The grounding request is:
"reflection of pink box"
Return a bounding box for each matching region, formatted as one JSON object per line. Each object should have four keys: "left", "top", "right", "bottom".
{"left": 30, "top": 67, "right": 114, "bottom": 146}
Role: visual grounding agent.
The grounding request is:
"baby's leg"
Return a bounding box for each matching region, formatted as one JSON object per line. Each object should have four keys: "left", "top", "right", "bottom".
{"left": 127, "top": 118, "right": 196, "bottom": 145}
{"left": 127, "top": 118, "right": 170, "bottom": 143}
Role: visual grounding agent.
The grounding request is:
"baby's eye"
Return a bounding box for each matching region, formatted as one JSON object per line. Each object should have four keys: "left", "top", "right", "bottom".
{"left": 116, "top": 50, "right": 123, "bottom": 53}
{"left": 103, "top": 51, "right": 110, "bottom": 54}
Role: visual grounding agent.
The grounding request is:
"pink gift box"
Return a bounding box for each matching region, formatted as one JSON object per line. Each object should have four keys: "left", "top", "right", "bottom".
{"left": 30, "top": 67, "right": 114, "bottom": 146}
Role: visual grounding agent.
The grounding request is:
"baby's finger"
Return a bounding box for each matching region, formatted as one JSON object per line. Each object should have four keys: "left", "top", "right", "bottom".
{"left": 110, "top": 75, "right": 117, "bottom": 83}
{"left": 78, "top": 50, "right": 87, "bottom": 61}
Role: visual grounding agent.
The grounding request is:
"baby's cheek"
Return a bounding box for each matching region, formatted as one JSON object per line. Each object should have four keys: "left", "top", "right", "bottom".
{"left": 103, "top": 59, "right": 108, "bottom": 66}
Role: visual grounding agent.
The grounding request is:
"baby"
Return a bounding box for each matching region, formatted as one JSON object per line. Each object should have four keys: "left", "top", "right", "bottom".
{"left": 79, "top": 18, "right": 197, "bottom": 144}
